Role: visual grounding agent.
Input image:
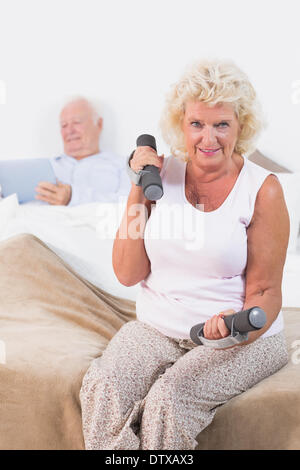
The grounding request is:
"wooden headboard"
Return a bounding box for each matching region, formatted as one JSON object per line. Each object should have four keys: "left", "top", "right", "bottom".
{"left": 248, "top": 149, "right": 292, "bottom": 173}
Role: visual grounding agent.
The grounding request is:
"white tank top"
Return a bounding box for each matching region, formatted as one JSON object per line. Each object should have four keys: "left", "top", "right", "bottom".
{"left": 136, "top": 155, "right": 284, "bottom": 339}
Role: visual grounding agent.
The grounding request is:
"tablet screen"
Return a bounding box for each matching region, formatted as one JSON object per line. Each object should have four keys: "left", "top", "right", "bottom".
{"left": 0, "top": 158, "right": 57, "bottom": 203}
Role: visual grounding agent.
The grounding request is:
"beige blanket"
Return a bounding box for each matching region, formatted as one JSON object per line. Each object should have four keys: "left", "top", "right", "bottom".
{"left": 0, "top": 234, "right": 136, "bottom": 450}
{"left": 0, "top": 234, "right": 299, "bottom": 450}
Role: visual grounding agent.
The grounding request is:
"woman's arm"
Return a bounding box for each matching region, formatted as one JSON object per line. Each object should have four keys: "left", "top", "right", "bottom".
{"left": 112, "top": 147, "right": 163, "bottom": 287}
{"left": 203, "top": 174, "right": 290, "bottom": 344}
{"left": 240, "top": 174, "right": 290, "bottom": 344}
{"left": 112, "top": 183, "right": 152, "bottom": 286}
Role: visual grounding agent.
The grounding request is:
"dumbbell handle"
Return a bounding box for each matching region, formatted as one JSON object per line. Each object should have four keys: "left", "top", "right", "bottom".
{"left": 136, "top": 134, "right": 163, "bottom": 201}
{"left": 190, "top": 307, "right": 266, "bottom": 346}
{"left": 223, "top": 306, "right": 266, "bottom": 332}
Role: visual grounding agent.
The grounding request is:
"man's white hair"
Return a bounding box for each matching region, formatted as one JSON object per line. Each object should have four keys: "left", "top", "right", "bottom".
{"left": 60, "top": 95, "right": 102, "bottom": 124}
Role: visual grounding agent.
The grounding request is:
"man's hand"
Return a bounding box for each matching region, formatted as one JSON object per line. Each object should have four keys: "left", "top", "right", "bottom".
{"left": 35, "top": 181, "right": 72, "bottom": 205}
{"left": 203, "top": 309, "right": 236, "bottom": 340}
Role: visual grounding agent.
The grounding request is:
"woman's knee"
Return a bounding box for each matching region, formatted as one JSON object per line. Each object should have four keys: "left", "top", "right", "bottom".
{"left": 143, "top": 369, "right": 182, "bottom": 414}
{"left": 79, "top": 324, "right": 138, "bottom": 398}
{"left": 105, "top": 320, "right": 150, "bottom": 352}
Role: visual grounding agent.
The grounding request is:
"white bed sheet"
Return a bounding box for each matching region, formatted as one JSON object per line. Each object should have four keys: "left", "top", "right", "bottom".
{"left": 0, "top": 197, "right": 299, "bottom": 307}
{"left": 0, "top": 198, "right": 140, "bottom": 301}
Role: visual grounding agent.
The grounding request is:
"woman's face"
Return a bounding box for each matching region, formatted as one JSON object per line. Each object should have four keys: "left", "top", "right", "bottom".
{"left": 181, "top": 101, "right": 240, "bottom": 169}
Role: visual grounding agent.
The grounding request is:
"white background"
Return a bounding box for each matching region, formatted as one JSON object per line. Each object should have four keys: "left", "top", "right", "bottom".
{"left": 0, "top": 0, "right": 299, "bottom": 170}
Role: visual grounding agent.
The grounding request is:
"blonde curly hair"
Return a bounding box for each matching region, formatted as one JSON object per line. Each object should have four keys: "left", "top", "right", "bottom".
{"left": 160, "top": 59, "right": 264, "bottom": 159}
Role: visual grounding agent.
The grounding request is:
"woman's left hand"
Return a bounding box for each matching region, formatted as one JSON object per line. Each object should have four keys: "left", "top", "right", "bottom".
{"left": 203, "top": 309, "right": 236, "bottom": 340}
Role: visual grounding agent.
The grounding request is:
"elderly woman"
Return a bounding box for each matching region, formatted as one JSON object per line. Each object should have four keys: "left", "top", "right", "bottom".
{"left": 80, "top": 60, "right": 289, "bottom": 450}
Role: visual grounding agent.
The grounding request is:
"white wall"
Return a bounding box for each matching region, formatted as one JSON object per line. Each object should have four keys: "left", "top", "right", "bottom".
{"left": 0, "top": 0, "right": 299, "bottom": 170}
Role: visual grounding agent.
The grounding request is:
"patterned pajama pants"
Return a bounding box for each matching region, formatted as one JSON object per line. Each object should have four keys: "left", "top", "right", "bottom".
{"left": 79, "top": 320, "right": 288, "bottom": 450}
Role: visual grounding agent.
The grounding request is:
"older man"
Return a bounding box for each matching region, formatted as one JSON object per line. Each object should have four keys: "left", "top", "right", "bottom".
{"left": 35, "top": 97, "right": 130, "bottom": 205}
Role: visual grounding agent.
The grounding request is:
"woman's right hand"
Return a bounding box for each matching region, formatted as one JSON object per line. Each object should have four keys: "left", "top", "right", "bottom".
{"left": 130, "top": 146, "right": 164, "bottom": 173}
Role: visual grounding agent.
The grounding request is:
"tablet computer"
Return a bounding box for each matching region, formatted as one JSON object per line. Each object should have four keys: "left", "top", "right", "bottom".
{"left": 0, "top": 158, "right": 57, "bottom": 203}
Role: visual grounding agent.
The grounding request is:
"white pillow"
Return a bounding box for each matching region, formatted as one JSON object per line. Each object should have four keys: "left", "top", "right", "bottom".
{"left": 275, "top": 172, "right": 300, "bottom": 252}
{"left": 0, "top": 193, "right": 19, "bottom": 235}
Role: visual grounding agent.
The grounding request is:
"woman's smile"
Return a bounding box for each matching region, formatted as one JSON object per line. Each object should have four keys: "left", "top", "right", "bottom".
{"left": 198, "top": 147, "right": 222, "bottom": 156}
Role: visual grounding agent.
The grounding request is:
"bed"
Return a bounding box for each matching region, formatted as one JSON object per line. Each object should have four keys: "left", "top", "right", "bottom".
{"left": 0, "top": 152, "right": 299, "bottom": 450}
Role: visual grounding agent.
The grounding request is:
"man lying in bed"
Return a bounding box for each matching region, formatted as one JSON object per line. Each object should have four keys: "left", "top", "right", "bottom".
{"left": 35, "top": 96, "right": 130, "bottom": 206}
